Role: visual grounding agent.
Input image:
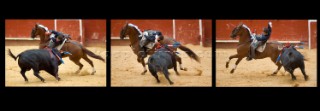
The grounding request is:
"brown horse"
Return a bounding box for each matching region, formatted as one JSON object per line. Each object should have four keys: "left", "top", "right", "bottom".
{"left": 31, "top": 24, "right": 105, "bottom": 75}
{"left": 227, "top": 23, "right": 282, "bottom": 75}
{"left": 120, "top": 23, "right": 200, "bottom": 75}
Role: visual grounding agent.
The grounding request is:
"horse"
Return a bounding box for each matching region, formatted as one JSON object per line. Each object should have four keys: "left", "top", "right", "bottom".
{"left": 31, "top": 24, "right": 105, "bottom": 75}
{"left": 227, "top": 23, "right": 282, "bottom": 75}
{"left": 120, "top": 23, "right": 200, "bottom": 75}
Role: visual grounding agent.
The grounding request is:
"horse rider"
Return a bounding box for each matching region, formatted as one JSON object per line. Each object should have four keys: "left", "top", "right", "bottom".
{"left": 247, "top": 21, "right": 272, "bottom": 61}
{"left": 139, "top": 30, "right": 163, "bottom": 57}
{"left": 44, "top": 29, "right": 71, "bottom": 64}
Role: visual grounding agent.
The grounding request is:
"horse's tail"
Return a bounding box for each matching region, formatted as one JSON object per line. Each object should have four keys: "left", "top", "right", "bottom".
{"left": 178, "top": 45, "right": 201, "bottom": 63}
{"left": 82, "top": 47, "right": 105, "bottom": 63}
{"left": 8, "top": 49, "right": 19, "bottom": 61}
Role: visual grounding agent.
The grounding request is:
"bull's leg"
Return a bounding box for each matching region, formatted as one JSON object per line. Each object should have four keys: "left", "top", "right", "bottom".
{"left": 301, "top": 68, "right": 309, "bottom": 81}
{"left": 226, "top": 54, "right": 239, "bottom": 68}
{"left": 20, "top": 69, "right": 28, "bottom": 82}
{"left": 175, "top": 55, "right": 187, "bottom": 71}
{"left": 33, "top": 68, "right": 45, "bottom": 82}
{"left": 140, "top": 57, "right": 147, "bottom": 75}
{"left": 149, "top": 68, "right": 160, "bottom": 83}
{"left": 300, "top": 64, "right": 309, "bottom": 81}
{"left": 173, "top": 61, "right": 180, "bottom": 76}
{"left": 289, "top": 70, "right": 296, "bottom": 81}
{"left": 70, "top": 58, "right": 83, "bottom": 74}
{"left": 53, "top": 66, "right": 60, "bottom": 81}
{"left": 230, "top": 57, "right": 243, "bottom": 74}
{"left": 82, "top": 55, "right": 96, "bottom": 75}
{"left": 163, "top": 69, "right": 174, "bottom": 85}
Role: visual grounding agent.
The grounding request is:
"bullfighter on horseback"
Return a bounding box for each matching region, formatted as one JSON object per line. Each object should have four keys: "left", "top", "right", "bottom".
{"left": 247, "top": 21, "right": 272, "bottom": 61}
{"left": 37, "top": 24, "right": 71, "bottom": 64}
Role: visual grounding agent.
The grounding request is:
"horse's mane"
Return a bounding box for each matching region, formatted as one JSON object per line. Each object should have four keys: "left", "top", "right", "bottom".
{"left": 128, "top": 23, "right": 142, "bottom": 36}
{"left": 242, "top": 24, "right": 253, "bottom": 38}
{"left": 37, "top": 24, "right": 49, "bottom": 32}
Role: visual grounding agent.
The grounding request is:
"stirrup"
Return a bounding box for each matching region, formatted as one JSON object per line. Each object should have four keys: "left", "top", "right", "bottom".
{"left": 64, "top": 51, "right": 72, "bottom": 55}
{"left": 60, "top": 59, "right": 64, "bottom": 64}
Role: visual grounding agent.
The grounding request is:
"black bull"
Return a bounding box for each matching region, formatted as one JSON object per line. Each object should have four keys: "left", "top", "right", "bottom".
{"left": 147, "top": 47, "right": 180, "bottom": 85}
{"left": 280, "top": 46, "right": 309, "bottom": 81}
{"left": 8, "top": 48, "right": 64, "bottom": 82}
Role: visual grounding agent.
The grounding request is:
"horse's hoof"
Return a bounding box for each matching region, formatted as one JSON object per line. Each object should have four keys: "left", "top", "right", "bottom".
{"left": 230, "top": 69, "right": 235, "bottom": 74}
{"left": 91, "top": 71, "right": 96, "bottom": 75}
{"left": 272, "top": 71, "right": 278, "bottom": 75}
{"left": 75, "top": 70, "right": 81, "bottom": 74}
{"left": 226, "top": 63, "right": 229, "bottom": 68}
{"left": 292, "top": 77, "right": 297, "bottom": 81}
{"left": 141, "top": 70, "right": 147, "bottom": 75}
{"left": 304, "top": 75, "right": 309, "bottom": 81}
{"left": 56, "top": 77, "right": 61, "bottom": 81}
{"left": 176, "top": 72, "right": 180, "bottom": 76}
{"left": 180, "top": 68, "right": 187, "bottom": 71}
{"left": 169, "top": 82, "right": 174, "bottom": 85}
{"left": 270, "top": 73, "right": 277, "bottom": 76}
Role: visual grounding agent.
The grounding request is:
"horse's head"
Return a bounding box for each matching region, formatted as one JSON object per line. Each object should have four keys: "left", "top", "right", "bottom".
{"left": 31, "top": 23, "right": 48, "bottom": 39}
{"left": 230, "top": 23, "right": 246, "bottom": 39}
{"left": 120, "top": 23, "right": 142, "bottom": 40}
{"left": 120, "top": 23, "right": 129, "bottom": 40}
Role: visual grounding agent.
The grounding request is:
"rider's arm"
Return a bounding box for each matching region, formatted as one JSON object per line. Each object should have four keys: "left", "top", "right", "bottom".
{"left": 51, "top": 30, "right": 63, "bottom": 37}
{"left": 256, "top": 35, "right": 269, "bottom": 41}
{"left": 268, "top": 22, "right": 272, "bottom": 34}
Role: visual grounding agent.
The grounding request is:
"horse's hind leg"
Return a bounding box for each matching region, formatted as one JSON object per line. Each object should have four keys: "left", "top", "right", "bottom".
{"left": 230, "top": 57, "right": 243, "bottom": 74}
{"left": 82, "top": 55, "right": 96, "bottom": 75}
{"left": 70, "top": 58, "right": 83, "bottom": 74}
{"left": 175, "top": 55, "right": 187, "bottom": 71}
{"left": 271, "top": 63, "right": 282, "bottom": 75}
{"left": 271, "top": 56, "right": 282, "bottom": 75}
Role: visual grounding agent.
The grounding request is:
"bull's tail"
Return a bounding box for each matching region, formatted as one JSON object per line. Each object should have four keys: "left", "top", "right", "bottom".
{"left": 8, "top": 49, "right": 19, "bottom": 61}
{"left": 82, "top": 47, "right": 105, "bottom": 63}
{"left": 178, "top": 45, "right": 200, "bottom": 63}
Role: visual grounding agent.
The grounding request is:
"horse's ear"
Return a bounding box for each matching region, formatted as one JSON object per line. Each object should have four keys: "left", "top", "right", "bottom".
{"left": 239, "top": 22, "right": 243, "bottom": 26}
{"left": 125, "top": 21, "right": 129, "bottom": 26}
{"left": 35, "top": 23, "right": 39, "bottom": 28}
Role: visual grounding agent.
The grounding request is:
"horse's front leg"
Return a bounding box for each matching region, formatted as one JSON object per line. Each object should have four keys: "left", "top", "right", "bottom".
{"left": 140, "top": 57, "right": 147, "bottom": 75}
{"left": 226, "top": 54, "right": 240, "bottom": 68}
{"left": 230, "top": 57, "right": 244, "bottom": 74}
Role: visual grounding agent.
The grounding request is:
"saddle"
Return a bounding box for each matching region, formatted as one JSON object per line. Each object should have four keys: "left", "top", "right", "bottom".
{"left": 251, "top": 35, "right": 267, "bottom": 52}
